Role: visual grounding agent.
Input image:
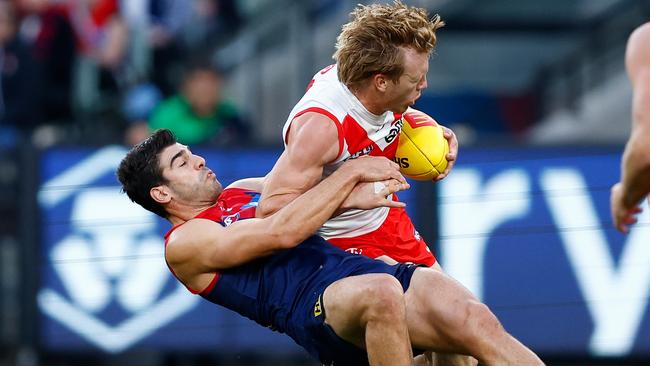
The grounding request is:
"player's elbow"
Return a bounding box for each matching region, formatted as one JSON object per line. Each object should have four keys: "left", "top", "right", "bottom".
{"left": 270, "top": 231, "right": 302, "bottom": 250}
{"left": 266, "top": 217, "right": 303, "bottom": 250}
{"left": 256, "top": 198, "right": 281, "bottom": 218}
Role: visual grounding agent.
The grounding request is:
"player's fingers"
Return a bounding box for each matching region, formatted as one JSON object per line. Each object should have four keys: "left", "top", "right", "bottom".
{"left": 614, "top": 216, "right": 629, "bottom": 234}
{"left": 620, "top": 224, "right": 629, "bottom": 234}
{"left": 380, "top": 180, "right": 409, "bottom": 195}
{"left": 623, "top": 215, "right": 638, "bottom": 225}
{"left": 383, "top": 200, "right": 406, "bottom": 208}
{"left": 434, "top": 162, "right": 456, "bottom": 182}
{"left": 388, "top": 170, "right": 407, "bottom": 184}
{"left": 442, "top": 126, "right": 459, "bottom": 152}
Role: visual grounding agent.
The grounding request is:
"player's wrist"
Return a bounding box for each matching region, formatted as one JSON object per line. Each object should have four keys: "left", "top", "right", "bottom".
{"left": 339, "top": 159, "right": 363, "bottom": 182}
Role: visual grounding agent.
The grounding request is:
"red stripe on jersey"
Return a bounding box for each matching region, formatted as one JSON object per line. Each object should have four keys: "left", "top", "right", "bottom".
{"left": 342, "top": 115, "right": 377, "bottom": 155}
{"left": 305, "top": 79, "right": 315, "bottom": 92}
{"left": 286, "top": 107, "right": 345, "bottom": 159}
{"left": 319, "top": 64, "right": 336, "bottom": 74}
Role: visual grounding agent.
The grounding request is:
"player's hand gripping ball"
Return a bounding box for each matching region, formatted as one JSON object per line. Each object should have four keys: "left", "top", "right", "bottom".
{"left": 394, "top": 109, "right": 449, "bottom": 181}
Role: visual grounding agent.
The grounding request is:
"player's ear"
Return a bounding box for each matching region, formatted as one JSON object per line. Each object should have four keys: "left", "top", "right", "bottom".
{"left": 373, "top": 74, "right": 389, "bottom": 92}
{"left": 150, "top": 185, "right": 172, "bottom": 204}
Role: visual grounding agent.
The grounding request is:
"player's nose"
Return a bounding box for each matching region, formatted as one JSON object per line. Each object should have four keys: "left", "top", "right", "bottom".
{"left": 194, "top": 155, "right": 206, "bottom": 169}
{"left": 419, "top": 76, "right": 428, "bottom": 91}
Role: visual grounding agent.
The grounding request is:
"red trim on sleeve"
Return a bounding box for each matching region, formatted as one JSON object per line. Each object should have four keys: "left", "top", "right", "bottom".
{"left": 284, "top": 107, "right": 345, "bottom": 160}
{"left": 199, "top": 273, "right": 221, "bottom": 295}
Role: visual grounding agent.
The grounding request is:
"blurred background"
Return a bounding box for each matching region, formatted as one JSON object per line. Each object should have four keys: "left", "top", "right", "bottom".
{"left": 1, "top": 0, "right": 649, "bottom": 365}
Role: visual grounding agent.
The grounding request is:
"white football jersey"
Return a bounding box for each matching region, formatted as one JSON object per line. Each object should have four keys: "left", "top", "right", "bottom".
{"left": 282, "top": 65, "right": 403, "bottom": 239}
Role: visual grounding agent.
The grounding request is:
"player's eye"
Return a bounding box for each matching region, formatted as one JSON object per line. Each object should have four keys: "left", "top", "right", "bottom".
{"left": 179, "top": 161, "right": 186, "bottom": 167}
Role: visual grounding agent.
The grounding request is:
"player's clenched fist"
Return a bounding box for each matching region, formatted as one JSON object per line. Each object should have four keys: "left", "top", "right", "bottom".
{"left": 610, "top": 182, "right": 643, "bottom": 233}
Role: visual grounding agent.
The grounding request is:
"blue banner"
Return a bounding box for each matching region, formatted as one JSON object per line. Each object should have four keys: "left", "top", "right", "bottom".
{"left": 438, "top": 148, "right": 650, "bottom": 357}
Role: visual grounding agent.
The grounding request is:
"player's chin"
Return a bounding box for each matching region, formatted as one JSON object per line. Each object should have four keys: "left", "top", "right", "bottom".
{"left": 396, "top": 104, "right": 410, "bottom": 114}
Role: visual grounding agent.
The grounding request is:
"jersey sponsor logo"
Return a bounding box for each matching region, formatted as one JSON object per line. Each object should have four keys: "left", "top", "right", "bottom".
{"left": 37, "top": 147, "right": 199, "bottom": 353}
{"left": 345, "top": 248, "right": 363, "bottom": 255}
{"left": 222, "top": 212, "right": 240, "bottom": 226}
{"left": 344, "top": 145, "right": 374, "bottom": 161}
{"left": 313, "top": 295, "right": 323, "bottom": 317}
{"left": 414, "top": 229, "right": 421, "bottom": 241}
{"left": 384, "top": 118, "right": 403, "bottom": 143}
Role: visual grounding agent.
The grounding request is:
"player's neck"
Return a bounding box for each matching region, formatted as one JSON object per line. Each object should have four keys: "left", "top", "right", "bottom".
{"left": 349, "top": 85, "right": 386, "bottom": 116}
{"left": 167, "top": 202, "right": 215, "bottom": 226}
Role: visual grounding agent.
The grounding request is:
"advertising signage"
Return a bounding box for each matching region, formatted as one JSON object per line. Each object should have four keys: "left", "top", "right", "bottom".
{"left": 438, "top": 148, "right": 650, "bottom": 357}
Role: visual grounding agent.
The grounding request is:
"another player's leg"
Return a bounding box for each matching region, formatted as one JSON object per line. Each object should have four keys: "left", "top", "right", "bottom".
{"left": 405, "top": 268, "right": 544, "bottom": 366}
{"left": 424, "top": 263, "right": 479, "bottom": 366}
{"left": 414, "top": 352, "right": 477, "bottom": 366}
{"left": 323, "top": 273, "right": 414, "bottom": 366}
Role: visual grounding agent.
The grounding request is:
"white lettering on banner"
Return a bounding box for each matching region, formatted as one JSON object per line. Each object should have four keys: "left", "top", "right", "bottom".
{"left": 440, "top": 169, "right": 531, "bottom": 299}
{"left": 541, "top": 169, "right": 650, "bottom": 356}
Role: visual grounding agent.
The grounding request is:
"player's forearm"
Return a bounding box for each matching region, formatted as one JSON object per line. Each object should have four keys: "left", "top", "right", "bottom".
{"left": 620, "top": 129, "right": 650, "bottom": 208}
{"left": 267, "top": 164, "right": 361, "bottom": 247}
{"left": 257, "top": 192, "right": 299, "bottom": 218}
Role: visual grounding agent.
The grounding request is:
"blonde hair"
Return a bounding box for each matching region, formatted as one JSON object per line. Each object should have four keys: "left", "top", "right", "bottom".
{"left": 334, "top": 1, "right": 444, "bottom": 88}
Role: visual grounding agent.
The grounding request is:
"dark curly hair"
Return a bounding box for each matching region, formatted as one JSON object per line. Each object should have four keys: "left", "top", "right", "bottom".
{"left": 117, "top": 129, "right": 177, "bottom": 218}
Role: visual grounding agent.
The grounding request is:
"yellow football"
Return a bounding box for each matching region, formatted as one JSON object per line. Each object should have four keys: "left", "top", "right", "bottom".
{"left": 394, "top": 109, "right": 449, "bottom": 181}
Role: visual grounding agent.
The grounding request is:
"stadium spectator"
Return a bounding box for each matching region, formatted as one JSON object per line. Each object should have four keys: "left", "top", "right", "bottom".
{"left": 67, "top": 0, "right": 128, "bottom": 114}
{"left": 122, "top": 82, "right": 162, "bottom": 146}
{"left": 15, "top": 0, "right": 76, "bottom": 125}
{"left": 146, "top": 0, "right": 192, "bottom": 96}
{"left": 181, "top": 0, "right": 244, "bottom": 52}
{"left": 147, "top": 62, "right": 250, "bottom": 146}
{"left": 0, "top": 0, "right": 40, "bottom": 143}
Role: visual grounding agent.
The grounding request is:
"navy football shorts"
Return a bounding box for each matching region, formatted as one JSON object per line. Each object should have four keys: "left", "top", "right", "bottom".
{"left": 287, "top": 253, "right": 419, "bottom": 365}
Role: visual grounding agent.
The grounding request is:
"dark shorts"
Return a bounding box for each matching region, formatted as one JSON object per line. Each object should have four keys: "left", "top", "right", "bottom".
{"left": 288, "top": 252, "right": 419, "bottom": 365}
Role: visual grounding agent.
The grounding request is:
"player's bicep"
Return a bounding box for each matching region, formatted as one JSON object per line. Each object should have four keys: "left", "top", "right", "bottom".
{"left": 632, "top": 71, "right": 650, "bottom": 130}
{"left": 259, "top": 113, "right": 340, "bottom": 217}
{"left": 627, "top": 23, "right": 650, "bottom": 85}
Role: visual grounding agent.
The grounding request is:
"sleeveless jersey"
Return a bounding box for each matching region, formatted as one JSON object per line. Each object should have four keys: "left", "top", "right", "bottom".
{"left": 283, "top": 65, "right": 436, "bottom": 266}
{"left": 163, "top": 187, "right": 418, "bottom": 364}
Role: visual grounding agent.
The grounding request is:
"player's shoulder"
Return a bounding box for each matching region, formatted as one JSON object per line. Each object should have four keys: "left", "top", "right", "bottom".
{"left": 226, "top": 178, "right": 264, "bottom": 192}
{"left": 630, "top": 22, "right": 650, "bottom": 46}
{"left": 627, "top": 22, "right": 650, "bottom": 76}
{"left": 288, "top": 113, "right": 340, "bottom": 150}
{"left": 168, "top": 218, "right": 225, "bottom": 250}
{"left": 636, "top": 22, "right": 650, "bottom": 35}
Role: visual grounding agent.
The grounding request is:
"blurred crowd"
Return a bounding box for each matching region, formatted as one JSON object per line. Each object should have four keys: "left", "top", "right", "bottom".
{"left": 0, "top": 0, "right": 251, "bottom": 148}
